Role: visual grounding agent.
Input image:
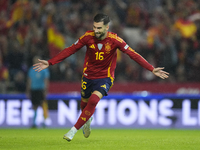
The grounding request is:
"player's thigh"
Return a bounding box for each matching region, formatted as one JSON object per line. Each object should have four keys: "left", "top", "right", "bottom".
{"left": 93, "top": 77, "right": 113, "bottom": 97}
{"left": 81, "top": 76, "right": 93, "bottom": 99}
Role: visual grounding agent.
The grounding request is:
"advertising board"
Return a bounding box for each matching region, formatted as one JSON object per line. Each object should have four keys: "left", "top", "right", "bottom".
{"left": 0, "top": 94, "right": 200, "bottom": 128}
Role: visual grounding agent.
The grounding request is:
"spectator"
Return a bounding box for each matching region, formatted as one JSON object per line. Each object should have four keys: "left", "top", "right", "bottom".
{"left": 13, "top": 70, "right": 26, "bottom": 93}
{"left": 0, "top": 52, "right": 9, "bottom": 93}
{"left": 0, "top": 0, "right": 199, "bottom": 91}
{"left": 6, "top": 39, "right": 24, "bottom": 81}
{"left": 188, "top": 51, "right": 200, "bottom": 81}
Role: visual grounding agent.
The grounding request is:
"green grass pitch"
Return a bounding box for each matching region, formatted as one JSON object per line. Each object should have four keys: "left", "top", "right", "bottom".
{"left": 0, "top": 129, "right": 199, "bottom": 150}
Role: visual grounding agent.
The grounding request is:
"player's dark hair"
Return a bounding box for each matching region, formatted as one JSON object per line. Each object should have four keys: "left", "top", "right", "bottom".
{"left": 94, "top": 13, "right": 110, "bottom": 25}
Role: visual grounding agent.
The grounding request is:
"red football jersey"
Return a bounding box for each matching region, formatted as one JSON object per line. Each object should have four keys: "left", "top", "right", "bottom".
{"left": 48, "top": 30, "right": 154, "bottom": 80}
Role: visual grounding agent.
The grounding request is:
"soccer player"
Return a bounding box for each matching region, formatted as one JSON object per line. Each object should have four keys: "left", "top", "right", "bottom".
{"left": 33, "top": 13, "right": 169, "bottom": 141}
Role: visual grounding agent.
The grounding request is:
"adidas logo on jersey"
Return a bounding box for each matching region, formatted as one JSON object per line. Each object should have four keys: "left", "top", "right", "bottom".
{"left": 89, "top": 44, "right": 95, "bottom": 49}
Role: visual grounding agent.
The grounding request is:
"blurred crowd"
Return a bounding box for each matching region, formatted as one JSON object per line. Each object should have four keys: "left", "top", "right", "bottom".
{"left": 0, "top": 0, "right": 200, "bottom": 93}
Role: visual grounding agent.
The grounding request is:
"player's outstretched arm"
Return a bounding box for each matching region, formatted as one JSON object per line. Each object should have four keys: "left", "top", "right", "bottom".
{"left": 152, "top": 67, "right": 169, "bottom": 79}
{"left": 33, "top": 59, "right": 49, "bottom": 72}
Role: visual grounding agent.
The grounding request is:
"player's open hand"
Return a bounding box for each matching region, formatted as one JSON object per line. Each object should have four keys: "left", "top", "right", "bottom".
{"left": 152, "top": 67, "right": 169, "bottom": 79}
{"left": 33, "top": 59, "right": 49, "bottom": 72}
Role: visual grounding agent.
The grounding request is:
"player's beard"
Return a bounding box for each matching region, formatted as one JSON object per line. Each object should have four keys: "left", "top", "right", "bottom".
{"left": 95, "top": 31, "right": 105, "bottom": 40}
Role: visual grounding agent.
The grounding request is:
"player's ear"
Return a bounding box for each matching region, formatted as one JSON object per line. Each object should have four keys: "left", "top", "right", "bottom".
{"left": 106, "top": 24, "right": 109, "bottom": 31}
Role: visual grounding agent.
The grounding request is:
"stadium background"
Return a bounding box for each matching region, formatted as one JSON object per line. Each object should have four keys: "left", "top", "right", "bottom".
{"left": 0, "top": 0, "right": 200, "bottom": 129}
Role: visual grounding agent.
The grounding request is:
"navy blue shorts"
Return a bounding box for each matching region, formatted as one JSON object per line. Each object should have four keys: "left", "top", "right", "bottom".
{"left": 81, "top": 76, "right": 114, "bottom": 98}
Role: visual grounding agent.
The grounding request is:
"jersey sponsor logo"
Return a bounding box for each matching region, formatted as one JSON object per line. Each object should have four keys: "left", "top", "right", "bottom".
{"left": 101, "top": 84, "right": 107, "bottom": 89}
{"left": 74, "top": 39, "right": 79, "bottom": 45}
{"left": 105, "top": 42, "right": 111, "bottom": 53}
{"left": 81, "top": 117, "right": 86, "bottom": 121}
{"left": 124, "top": 44, "right": 129, "bottom": 49}
{"left": 89, "top": 44, "right": 95, "bottom": 49}
{"left": 97, "top": 43, "right": 103, "bottom": 50}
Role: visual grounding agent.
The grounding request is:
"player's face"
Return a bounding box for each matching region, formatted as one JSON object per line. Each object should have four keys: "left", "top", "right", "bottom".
{"left": 93, "top": 22, "right": 109, "bottom": 40}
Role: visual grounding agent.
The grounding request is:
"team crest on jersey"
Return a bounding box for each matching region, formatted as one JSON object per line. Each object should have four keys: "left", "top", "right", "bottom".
{"left": 105, "top": 42, "right": 111, "bottom": 53}
{"left": 97, "top": 43, "right": 103, "bottom": 50}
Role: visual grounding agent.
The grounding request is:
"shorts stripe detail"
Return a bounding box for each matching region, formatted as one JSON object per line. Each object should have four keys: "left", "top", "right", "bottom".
{"left": 107, "top": 60, "right": 113, "bottom": 78}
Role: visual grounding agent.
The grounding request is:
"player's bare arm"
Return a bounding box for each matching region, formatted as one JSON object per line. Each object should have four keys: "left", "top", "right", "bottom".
{"left": 33, "top": 59, "right": 49, "bottom": 72}
{"left": 152, "top": 67, "right": 169, "bottom": 79}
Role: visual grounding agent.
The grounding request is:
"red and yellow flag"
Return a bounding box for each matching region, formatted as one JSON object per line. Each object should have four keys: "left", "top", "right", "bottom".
{"left": 6, "top": 0, "right": 29, "bottom": 28}
{"left": 47, "top": 25, "right": 65, "bottom": 57}
{"left": 174, "top": 19, "right": 197, "bottom": 38}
